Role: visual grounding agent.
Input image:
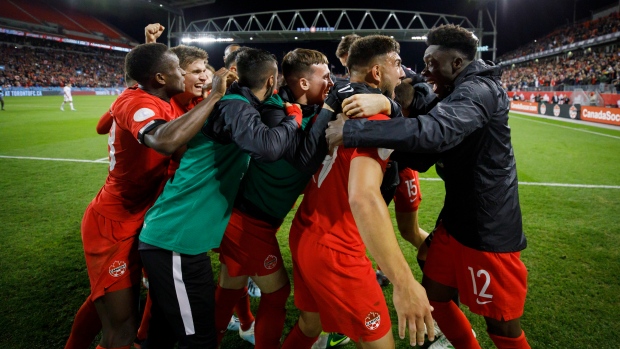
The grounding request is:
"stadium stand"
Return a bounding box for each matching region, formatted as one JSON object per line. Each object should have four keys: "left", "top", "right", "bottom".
{"left": 0, "top": 0, "right": 136, "bottom": 48}
{"left": 499, "top": 10, "right": 620, "bottom": 100}
{"left": 0, "top": 33, "right": 126, "bottom": 88}
{"left": 0, "top": 0, "right": 136, "bottom": 89}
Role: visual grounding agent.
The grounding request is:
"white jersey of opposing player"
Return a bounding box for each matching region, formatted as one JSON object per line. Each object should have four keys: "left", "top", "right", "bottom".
{"left": 63, "top": 86, "right": 72, "bottom": 101}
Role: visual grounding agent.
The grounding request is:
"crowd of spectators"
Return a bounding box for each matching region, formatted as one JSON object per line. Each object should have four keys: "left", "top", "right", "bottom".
{"left": 499, "top": 12, "right": 620, "bottom": 61}
{"left": 0, "top": 33, "right": 126, "bottom": 88}
{"left": 501, "top": 47, "right": 620, "bottom": 92}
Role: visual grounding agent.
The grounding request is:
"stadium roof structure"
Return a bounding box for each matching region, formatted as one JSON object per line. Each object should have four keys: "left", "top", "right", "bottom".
{"left": 176, "top": 9, "right": 477, "bottom": 43}
{"left": 136, "top": 0, "right": 216, "bottom": 15}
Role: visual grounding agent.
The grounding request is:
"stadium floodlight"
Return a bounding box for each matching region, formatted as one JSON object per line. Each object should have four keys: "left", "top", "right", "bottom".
{"left": 181, "top": 37, "right": 234, "bottom": 43}
{"left": 411, "top": 36, "right": 427, "bottom": 41}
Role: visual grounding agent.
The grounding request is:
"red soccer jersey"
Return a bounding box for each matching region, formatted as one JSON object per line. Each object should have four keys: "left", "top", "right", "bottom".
{"left": 290, "top": 114, "right": 391, "bottom": 256}
{"left": 91, "top": 87, "right": 176, "bottom": 221}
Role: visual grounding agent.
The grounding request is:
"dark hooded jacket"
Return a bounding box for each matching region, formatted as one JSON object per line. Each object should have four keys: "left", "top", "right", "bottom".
{"left": 343, "top": 60, "right": 526, "bottom": 252}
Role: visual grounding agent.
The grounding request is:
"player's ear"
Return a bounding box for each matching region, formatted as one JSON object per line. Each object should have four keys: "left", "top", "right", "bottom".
{"left": 371, "top": 64, "right": 381, "bottom": 84}
{"left": 155, "top": 72, "right": 166, "bottom": 85}
{"left": 299, "top": 77, "right": 309, "bottom": 91}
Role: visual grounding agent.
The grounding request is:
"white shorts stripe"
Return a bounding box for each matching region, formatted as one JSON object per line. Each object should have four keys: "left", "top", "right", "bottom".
{"left": 172, "top": 252, "right": 195, "bottom": 335}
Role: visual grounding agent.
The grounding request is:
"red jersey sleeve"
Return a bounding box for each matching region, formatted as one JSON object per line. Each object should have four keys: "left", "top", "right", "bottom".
{"left": 113, "top": 92, "right": 173, "bottom": 144}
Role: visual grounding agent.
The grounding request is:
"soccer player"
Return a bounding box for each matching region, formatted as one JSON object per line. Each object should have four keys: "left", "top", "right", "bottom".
{"left": 61, "top": 83, "right": 76, "bottom": 111}
{"left": 214, "top": 48, "right": 334, "bottom": 349}
{"left": 138, "top": 48, "right": 303, "bottom": 348}
{"left": 326, "top": 24, "right": 531, "bottom": 349}
{"left": 147, "top": 22, "right": 258, "bottom": 345}
{"left": 72, "top": 42, "right": 233, "bottom": 349}
{"left": 282, "top": 35, "right": 434, "bottom": 349}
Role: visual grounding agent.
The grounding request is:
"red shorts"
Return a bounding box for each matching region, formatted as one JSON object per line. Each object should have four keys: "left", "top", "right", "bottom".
{"left": 393, "top": 168, "right": 422, "bottom": 213}
{"left": 424, "top": 224, "right": 528, "bottom": 321}
{"left": 81, "top": 204, "right": 142, "bottom": 300}
{"left": 290, "top": 230, "right": 391, "bottom": 342}
{"left": 218, "top": 209, "right": 283, "bottom": 277}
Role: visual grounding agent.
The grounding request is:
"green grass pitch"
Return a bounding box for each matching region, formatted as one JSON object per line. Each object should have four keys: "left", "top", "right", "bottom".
{"left": 0, "top": 96, "right": 619, "bottom": 348}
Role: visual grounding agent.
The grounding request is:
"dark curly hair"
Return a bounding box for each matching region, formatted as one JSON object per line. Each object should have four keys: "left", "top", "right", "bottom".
{"left": 426, "top": 24, "right": 478, "bottom": 61}
{"left": 236, "top": 48, "right": 278, "bottom": 90}
{"left": 125, "top": 43, "right": 171, "bottom": 85}
{"left": 347, "top": 35, "right": 400, "bottom": 72}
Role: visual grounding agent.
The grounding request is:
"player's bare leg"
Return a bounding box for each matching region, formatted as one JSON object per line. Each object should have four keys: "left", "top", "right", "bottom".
{"left": 93, "top": 285, "right": 140, "bottom": 348}
{"left": 354, "top": 330, "right": 395, "bottom": 349}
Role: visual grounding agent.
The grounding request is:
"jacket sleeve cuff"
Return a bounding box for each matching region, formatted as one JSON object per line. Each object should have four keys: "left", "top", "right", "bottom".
{"left": 343, "top": 118, "right": 367, "bottom": 148}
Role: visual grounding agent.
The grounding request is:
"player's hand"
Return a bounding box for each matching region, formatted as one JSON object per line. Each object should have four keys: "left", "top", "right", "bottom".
{"left": 145, "top": 23, "right": 165, "bottom": 43}
{"left": 392, "top": 279, "right": 435, "bottom": 347}
{"left": 342, "top": 94, "right": 391, "bottom": 118}
{"left": 210, "top": 68, "right": 237, "bottom": 97}
{"left": 326, "top": 113, "right": 347, "bottom": 151}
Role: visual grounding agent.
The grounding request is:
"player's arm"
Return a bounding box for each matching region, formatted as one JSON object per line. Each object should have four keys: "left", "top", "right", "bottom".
{"left": 145, "top": 23, "right": 165, "bottom": 43}
{"left": 228, "top": 102, "right": 303, "bottom": 163}
{"left": 348, "top": 155, "right": 434, "bottom": 347}
{"left": 96, "top": 110, "right": 113, "bottom": 134}
{"left": 329, "top": 86, "right": 491, "bottom": 152}
{"left": 395, "top": 210, "right": 429, "bottom": 249}
{"left": 284, "top": 107, "right": 333, "bottom": 174}
{"left": 143, "top": 68, "right": 236, "bottom": 155}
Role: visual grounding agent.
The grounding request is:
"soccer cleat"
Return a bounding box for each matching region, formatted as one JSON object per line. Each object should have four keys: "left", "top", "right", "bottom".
{"left": 60, "top": 107, "right": 64, "bottom": 111}
{"left": 375, "top": 269, "right": 390, "bottom": 287}
{"left": 227, "top": 315, "right": 240, "bottom": 332}
{"left": 247, "top": 278, "right": 261, "bottom": 298}
{"left": 427, "top": 334, "right": 454, "bottom": 349}
{"left": 239, "top": 320, "right": 255, "bottom": 345}
{"left": 312, "top": 332, "right": 351, "bottom": 349}
{"left": 425, "top": 320, "right": 444, "bottom": 339}
{"left": 427, "top": 329, "right": 476, "bottom": 349}
{"left": 71, "top": 109, "right": 76, "bottom": 111}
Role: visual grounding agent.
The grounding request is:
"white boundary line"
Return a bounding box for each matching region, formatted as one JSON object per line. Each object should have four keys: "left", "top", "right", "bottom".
{"left": 509, "top": 112, "right": 620, "bottom": 140}
{"left": 0, "top": 155, "right": 105, "bottom": 163}
{"left": 419, "top": 177, "right": 620, "bottom": 189}
{"left": 2, "top": 155, "right": 619, "bottom": 189}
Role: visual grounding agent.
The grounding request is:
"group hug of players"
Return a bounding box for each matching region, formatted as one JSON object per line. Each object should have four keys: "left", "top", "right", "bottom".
{"left": 64, "top": 22, "right": 532, "bottom": 349}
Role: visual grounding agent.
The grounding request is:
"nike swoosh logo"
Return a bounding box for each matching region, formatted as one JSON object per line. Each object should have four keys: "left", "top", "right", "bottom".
{"left": 476, "top": 299, "right": 492, "bottom": 305}
{"left": 339, "top": 88, "right": 354, "bottom": 93}
{"left": 330, "top": 337, "right": 348, "bottom": 346}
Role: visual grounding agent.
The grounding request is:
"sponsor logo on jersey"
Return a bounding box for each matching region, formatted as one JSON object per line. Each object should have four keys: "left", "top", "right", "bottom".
{"left": 264, "top": 255, "right": 278, "bottom": 270}
{"left": 109, "top": 260, "right": 127, "bottom": 277}
{"left": 364, "top": 311, "right": 381, "bottom": 330}
{"left": 133, "top": 108, "right": 156, "bottom": 122}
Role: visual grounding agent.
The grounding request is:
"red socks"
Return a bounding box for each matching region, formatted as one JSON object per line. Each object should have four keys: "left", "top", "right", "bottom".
{"left": 429, "top": 300, "right": 481, "bottom": 349}
{"left": 65, "top": 296, "right": 101, "bottom": 349}
{"left": 281, "top": 322, "right": 319, "bottom": 349}
{"left": 215, "top": 286, "right": 248, "bottom": 344}
{"left": 489, "top": 331, "right": 531, "bottom": 349}
{"left": 254, "top": 283, "right": 291, "bottom": 349}
{"left": 234, "top": 287, "right": 255, "bottom": 331}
